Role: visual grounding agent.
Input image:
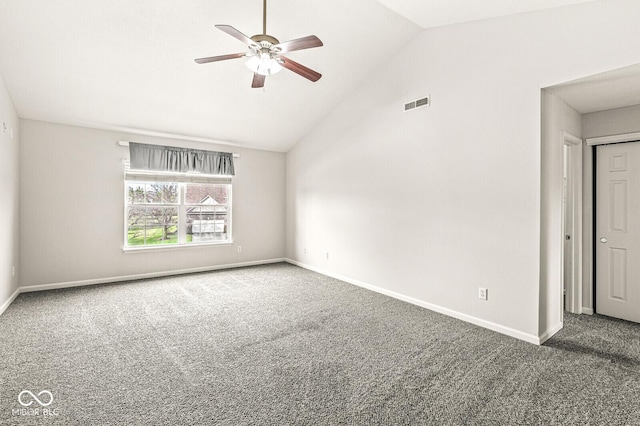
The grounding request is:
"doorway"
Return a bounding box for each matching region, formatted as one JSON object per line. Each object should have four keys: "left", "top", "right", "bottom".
{"left": 562, "top": 132, "right": 583, "bottom": 315}
{"left": 542, "top": 63, "right": 640, "bottom": 340}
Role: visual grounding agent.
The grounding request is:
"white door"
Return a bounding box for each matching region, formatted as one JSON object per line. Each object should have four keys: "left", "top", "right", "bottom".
{"left": 596, "top": 142, "right": 640, "bottom": 323}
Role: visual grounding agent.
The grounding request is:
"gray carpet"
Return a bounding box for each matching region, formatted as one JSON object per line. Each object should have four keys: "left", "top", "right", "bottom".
{"left": 1, "top": 263, "right": 639, "bottom": 425}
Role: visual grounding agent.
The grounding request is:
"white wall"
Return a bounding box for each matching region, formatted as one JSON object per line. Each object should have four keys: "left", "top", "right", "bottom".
{"left": 583, "top": 104, "right": 640, "bottom": 138}
{"left": 0, "top": 74, "right": 19, "bottom": 310}
{"left": 286, "top": 0, "right": 640, "bottom": 342}
{"left": 540, "top": 91, "right": 582, "bottom": 335}
{"left": 19, "top": 120, "right": 285, "bottom": 288}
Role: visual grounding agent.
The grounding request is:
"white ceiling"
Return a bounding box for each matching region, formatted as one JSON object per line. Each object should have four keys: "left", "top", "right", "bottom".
{"left": 377, "top": 0, "right": 599, "bottom": 28}
{"left": 546, "top": 63, "right": 640, "bottom": 114}
{"left": 0, "top": 0, "right": 603, "bottom": 152}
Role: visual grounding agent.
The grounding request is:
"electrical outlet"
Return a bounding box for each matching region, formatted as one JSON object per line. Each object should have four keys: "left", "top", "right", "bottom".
{"left": 326, "top": 252, "right": 329, "bottom": 260}
{"left": 303, "top": 247, "right": 306, "bottom": 254}
{"left": 11, "top": 266, "right": 15, "bottom": 277}
{"left": 478, "top": 287, "right": 488, "bottom": 300}
{"left": 237, "top": 246, "right": 242, "bottom": 253}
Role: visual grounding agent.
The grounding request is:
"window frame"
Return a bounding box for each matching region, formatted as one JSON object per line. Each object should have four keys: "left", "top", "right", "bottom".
{"left": 123, "top": 173, "right": 233, "bottom": 253}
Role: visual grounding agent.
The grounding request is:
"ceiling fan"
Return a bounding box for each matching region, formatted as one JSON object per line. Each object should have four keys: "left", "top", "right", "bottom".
{"left": 195, "top": 0, "right": 323, "bottom": 88}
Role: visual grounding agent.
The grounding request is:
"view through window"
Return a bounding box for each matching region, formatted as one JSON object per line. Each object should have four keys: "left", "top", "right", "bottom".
{"left": 125, "top": 182, "right": 231, "bottom": 248}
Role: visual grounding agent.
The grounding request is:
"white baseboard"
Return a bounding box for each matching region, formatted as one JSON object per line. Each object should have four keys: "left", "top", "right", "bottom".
{"left": 539, "top": 322, "right": 563, "bottom": 345}
{"left": 17, "top": 258, "right": 286, "bottom": 294}
{"left": 582, "top": 307, "right": 594, "bottom": 315}
{"left": 4, "top": 258, "right": 561, "bottom": 346}
{"left": 286, "top": 258, "right": 545, "bottom": 345}
{"left": 0, "top": 258, "right": 285, "bottom": 317}
{"left": 0, "top": 287, "right": 21, "bottom": 317}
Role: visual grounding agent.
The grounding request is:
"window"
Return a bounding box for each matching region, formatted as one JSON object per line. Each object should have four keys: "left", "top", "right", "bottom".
{"left": 184, "top": 183, "right": 230, "bottom": 243}
{"left": 125, "top": 179, "right": 232, "bottom": 249}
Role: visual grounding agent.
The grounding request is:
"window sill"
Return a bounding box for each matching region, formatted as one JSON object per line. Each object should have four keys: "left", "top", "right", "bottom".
{"left": 123, "top": 240, "right": 234, "bottom": 254}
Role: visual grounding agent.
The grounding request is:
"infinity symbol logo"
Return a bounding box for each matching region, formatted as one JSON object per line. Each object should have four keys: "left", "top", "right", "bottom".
{"left": 18, "top": 390, "right": 54, "bottom": 407}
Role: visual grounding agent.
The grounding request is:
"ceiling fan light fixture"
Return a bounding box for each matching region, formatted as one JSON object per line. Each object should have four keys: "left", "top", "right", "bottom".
{"left": 246, "top": 52, "right": 283, "bottom": 76}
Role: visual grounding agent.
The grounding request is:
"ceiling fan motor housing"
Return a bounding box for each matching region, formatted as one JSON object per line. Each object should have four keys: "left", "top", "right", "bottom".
{"left": 249, "top": 35, "right": 282, "bottom": 62}
{"left": 251, "top": 34, "right": 280, "bottom": 46}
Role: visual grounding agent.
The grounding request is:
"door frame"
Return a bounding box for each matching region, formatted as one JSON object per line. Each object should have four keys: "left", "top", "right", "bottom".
{"left": 585, "top": 131, "right": 640, "bottom": 314}
{"left": 562, "top": 131, "right": 583, "bottom": 315}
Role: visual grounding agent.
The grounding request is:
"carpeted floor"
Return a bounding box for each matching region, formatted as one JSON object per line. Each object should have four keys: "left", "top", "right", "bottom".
{"left": 1, "top": 263, "right": 639, "bottom": 425}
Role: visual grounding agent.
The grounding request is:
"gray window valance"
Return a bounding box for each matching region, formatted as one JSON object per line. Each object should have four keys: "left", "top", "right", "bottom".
{"left": 129, "top": 142, "right": 235, "bottom": 176}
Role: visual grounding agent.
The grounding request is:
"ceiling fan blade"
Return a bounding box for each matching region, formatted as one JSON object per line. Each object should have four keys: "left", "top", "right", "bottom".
{"left": 194, "top": 52, "right": 246, "bottom": 64}
{"left": 215, "top": 24, "right": 256, "bottom": 47}
{"left": 275, "top": 35, "right": 323, "bottom": 54}
{"left": 252, "top": 73, "right": 266, "bottom": 88}
{"left": 280, "top": 56, "right": 322, "bottom": 82}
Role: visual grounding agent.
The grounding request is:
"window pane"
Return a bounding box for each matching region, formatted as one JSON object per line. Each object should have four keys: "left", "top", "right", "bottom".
{"left": 127, "top": 206, "right": 146, "bottom": 245}
{"left": 185, "top": 183, "right": 230, "bottom": 243}
{"left": 145, "top": 207, "right": 178, "bottom": 245}
{"left": 125, "top": 206, "right": 179, "bottom": 246}
{"left": 186, "top": 204, "right": 229, "bottom": 243}
{"left": 127, "top": 183, "right": 145, "bottom": 204}
{"left": 185, "top": 184, "right": 228, "bottom": 204}
{"left": 146, "top": 183, "right": 178, "bottom": 204}
{"left": 163, "top": 184, "right": 179, "bottom": 204}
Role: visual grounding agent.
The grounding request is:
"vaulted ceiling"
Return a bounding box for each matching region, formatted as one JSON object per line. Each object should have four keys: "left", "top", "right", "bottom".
{"left": 0, "top": 0, "right": 599, "bottom": 151}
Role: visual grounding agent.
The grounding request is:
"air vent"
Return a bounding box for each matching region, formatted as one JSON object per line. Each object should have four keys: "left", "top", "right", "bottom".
{"left": 404, "top": 95, "right": 430, "bottom": 112}
{"left": 416, "top": 97, "right": 429, "bottom": 107}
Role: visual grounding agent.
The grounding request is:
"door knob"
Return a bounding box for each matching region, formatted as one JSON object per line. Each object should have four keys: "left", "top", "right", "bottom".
{"left": 600, "top": 237, "right": 608, "bottom": 243}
